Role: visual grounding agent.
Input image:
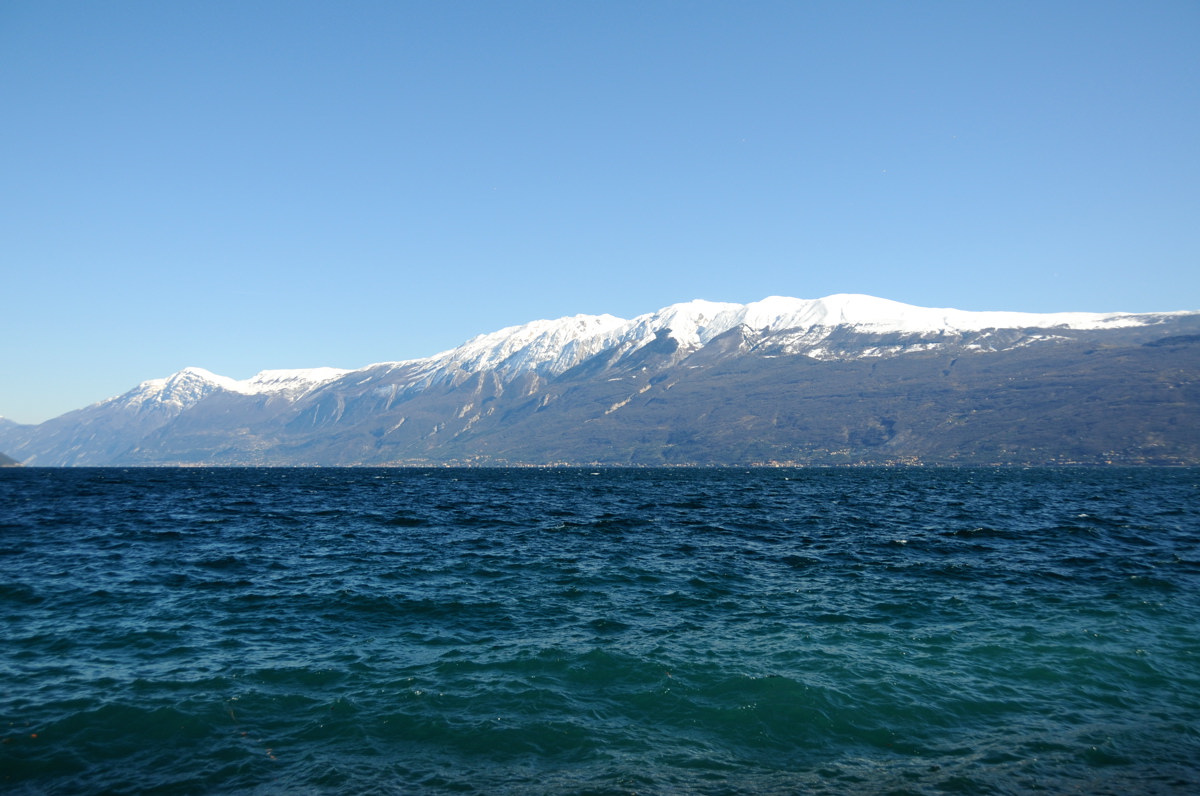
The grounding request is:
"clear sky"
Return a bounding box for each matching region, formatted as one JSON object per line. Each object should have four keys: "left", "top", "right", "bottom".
{"left": 2, "top": 1, "right": 1197, "bottom": 424}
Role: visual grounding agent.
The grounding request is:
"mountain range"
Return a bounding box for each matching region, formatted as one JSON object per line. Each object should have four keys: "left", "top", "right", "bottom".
{"left": 3, "top": 294, "right": 1198, "bottom": 466}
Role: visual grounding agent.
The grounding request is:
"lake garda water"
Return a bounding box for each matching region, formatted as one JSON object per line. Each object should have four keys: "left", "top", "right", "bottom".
{"left": 1, "top": 467, "right": 1198, "bottom": 794}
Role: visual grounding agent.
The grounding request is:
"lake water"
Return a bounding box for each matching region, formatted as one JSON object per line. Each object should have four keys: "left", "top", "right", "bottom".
{"left": 2, "top": 467, "right": 1198, "bottom": 794}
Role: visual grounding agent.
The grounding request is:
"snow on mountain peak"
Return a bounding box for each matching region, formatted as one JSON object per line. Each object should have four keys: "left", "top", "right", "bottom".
{"left": 633, "top": 300, "right": 743, "bottom": 347}
{"left": 388, "top": 293, "right": 1181, "bottom": 388}
{"left": 120, "top": 367, "right": 237, "bottom": 412}
{"left": 240, "top": 368, "right": 351, "bottom": 394}
{"left": 426, "top": 313, "right": 629, "bottom": 378}
{"left": 112, "top": 365, "right": 349, "bottom": 413}
{"left": 727, "top": 294, "right": 1159, "bottom": 335}
{"left": 99, "top": 293, "right": 1190, "bottom": 416}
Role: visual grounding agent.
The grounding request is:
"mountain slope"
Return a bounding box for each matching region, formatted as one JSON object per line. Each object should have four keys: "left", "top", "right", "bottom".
{"left": 2, "top": 295, "right": 1197, "bottom": 466}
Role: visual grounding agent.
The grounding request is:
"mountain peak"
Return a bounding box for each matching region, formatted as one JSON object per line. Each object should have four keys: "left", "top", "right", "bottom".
{"left": 60, "top": 293, "right": 1200, "bottom": 421}
{"left": 359, "top": 293, "right": 1193, "bottom": 389}
{"left": 117, "top": 367, "right": 237, "bottom": 413}
{"left": 107, "top": 365, "right": 348, "bottom": 414}
{"left": 4, "top": 293, "right": 1197, "bottom": 466}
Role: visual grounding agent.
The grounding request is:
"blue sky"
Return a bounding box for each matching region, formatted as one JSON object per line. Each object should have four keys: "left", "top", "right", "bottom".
{"left": 2, "top": 1, "right": 1197, "bottom": 424}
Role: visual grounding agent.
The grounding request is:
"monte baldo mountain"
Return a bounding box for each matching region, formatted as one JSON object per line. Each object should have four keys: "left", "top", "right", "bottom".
{"left": 3, "top": 294, "right": 1198, "bottom": 467}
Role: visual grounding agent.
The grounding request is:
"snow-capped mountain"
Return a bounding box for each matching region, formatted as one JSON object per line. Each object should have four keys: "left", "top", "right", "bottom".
{"left": 2, "top": 294, "right": 1197, "bottom": 467}
{"left": 322, "top": 293, "right": 1183, "bottom": 392}
{"left": 96, "top": 294, "right": 1190, "bottom": 412}
{"left": 113, "top": 366, "right": 350, "bottom": 414}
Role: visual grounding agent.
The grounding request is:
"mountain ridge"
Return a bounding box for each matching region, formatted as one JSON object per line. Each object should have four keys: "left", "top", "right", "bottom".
{"left": 2, "top": 294, "right": 1197, "bottom": 467}
{"left": 87, "top": 293, "right": 1200, "bottom": 411}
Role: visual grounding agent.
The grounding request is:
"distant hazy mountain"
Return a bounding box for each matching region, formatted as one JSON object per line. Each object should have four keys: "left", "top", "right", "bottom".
{"left": 3, "top": 294, "right": 1198, "bottom": 466}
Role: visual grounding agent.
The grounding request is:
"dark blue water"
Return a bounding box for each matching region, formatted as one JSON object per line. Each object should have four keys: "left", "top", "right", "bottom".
{"left": 1, "top": 467, "right": 1198, "bottom": 794}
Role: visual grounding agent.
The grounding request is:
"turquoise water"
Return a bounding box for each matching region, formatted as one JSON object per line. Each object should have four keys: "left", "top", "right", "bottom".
{"left": 1, "top": 467, "right": 1198, "bottom": 794}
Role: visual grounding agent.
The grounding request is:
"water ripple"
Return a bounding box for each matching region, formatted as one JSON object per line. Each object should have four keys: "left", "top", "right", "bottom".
{"left": 1, "top": 467, "right": 1198, "bottom": 794}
